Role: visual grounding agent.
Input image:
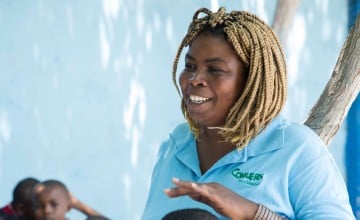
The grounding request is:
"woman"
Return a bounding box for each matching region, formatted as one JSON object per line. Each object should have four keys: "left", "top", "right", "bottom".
{"left": 142, "top": 7, "right": 355, "bottom": 220}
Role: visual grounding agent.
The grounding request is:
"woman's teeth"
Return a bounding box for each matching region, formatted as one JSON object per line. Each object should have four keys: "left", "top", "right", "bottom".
{"left": 189, "top": 95, "right": 210, "bottom": 104}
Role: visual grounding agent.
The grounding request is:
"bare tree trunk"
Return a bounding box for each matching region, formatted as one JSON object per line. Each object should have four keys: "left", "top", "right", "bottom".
{"left": 304, "top": 15, "right": 360, "bottom": 146}
{"left": 272, "top": 0, "right": 301, "bottom": 44}
{"left": 272, "top": 0, "right": 360, "bottom": 146}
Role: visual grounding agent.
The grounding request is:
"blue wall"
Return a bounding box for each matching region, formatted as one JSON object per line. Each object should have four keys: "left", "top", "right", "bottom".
{"left": 0, "top": 0, "right": 349, "bottom": 219}
{"left": 346, "top": 0, "right": 360, "bottom": 218}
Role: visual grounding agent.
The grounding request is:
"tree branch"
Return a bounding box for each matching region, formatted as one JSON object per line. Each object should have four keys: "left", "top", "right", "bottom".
{"left": 304, "top": 15, "right": 360, "bottom": 145}
{"left": 272, "top": 0, "right": 301, "bottom": 44}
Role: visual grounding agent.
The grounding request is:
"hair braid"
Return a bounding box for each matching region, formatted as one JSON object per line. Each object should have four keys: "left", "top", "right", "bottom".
{"left": 173, "top": 7, "right": 287, "bottom": 150}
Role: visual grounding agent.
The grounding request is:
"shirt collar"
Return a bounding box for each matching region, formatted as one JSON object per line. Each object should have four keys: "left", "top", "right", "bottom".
{"left": 171, "top": 115, "right": 288, "bottom": 175}
{"left": 170, "top": 124, "right": 201, "bottom": 176}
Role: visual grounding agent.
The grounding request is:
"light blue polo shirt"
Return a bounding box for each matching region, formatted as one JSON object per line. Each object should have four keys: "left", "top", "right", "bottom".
{"left": 142, "top": 116, "right": 355, "bottom": 220}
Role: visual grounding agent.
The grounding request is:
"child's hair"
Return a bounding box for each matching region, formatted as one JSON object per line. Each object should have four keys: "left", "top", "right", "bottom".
{"left": 162, "top": 208, "right": 218, "bottom": 220}
{"left": 12, "top": 177, "right": 40, "bottom": 206}
{"left": 85, "top": 215, "right": 110, "bottom": 220}
{"left": 40, "top": 179, "right": 70, "bottom": 200}
{"left": 172, "top": 7, "right": 287, "bottom": 149}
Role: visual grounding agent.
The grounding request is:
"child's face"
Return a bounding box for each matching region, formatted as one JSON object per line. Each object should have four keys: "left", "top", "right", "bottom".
{"left": 35, "top": 186, "right": 70, "bottom": 220}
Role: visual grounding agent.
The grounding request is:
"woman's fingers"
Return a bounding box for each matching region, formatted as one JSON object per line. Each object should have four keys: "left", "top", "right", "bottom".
{"left": 164, "top": 178, "right": 216, "bottom": 209}
{"left": 163, "top": 178, "right": 259, "bottom": 219}
{"left": 164, "top": 178, "right": 216, "bottom": 202}
{"left": 164, "top": 178, "right": 197, "bottom": 197}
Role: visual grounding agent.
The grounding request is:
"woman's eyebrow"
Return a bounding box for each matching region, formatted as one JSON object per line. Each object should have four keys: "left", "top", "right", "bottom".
{"left": 204, "top": 57, "right": 227, "bottom": 64}
{"left": 185, "top": 54, "right": 228, "bottom": 64}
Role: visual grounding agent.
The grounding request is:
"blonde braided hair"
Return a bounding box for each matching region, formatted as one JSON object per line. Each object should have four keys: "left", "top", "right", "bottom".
{"left": 172, "top": 7, "right": 287, "bottom": 150}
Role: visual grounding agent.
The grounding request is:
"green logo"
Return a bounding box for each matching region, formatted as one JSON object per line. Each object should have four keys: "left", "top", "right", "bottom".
{"left": 231, "top": 168, "right": 263, "bottom": 186}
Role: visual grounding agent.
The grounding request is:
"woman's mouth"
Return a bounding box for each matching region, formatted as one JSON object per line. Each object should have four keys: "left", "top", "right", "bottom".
{"left": 189, "top": 95, "right": 211, "bottom": 104}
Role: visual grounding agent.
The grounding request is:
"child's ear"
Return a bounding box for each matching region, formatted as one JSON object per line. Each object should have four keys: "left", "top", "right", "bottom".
{"left": 14, "top": 203, "right": 25, "bottom": 216}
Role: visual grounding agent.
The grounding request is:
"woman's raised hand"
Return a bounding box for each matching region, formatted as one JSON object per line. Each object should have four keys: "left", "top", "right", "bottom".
{"left": 164, "top": 177, "right": 259, "bottom": 220}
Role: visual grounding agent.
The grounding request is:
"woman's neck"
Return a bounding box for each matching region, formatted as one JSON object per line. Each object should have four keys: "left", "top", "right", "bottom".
{"left": 196, "top": 127, "right": 236, "bottom": 174}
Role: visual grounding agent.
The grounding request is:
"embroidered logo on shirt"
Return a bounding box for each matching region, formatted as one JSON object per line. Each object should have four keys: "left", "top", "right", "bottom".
{"left": 231, "top": 168, "right": 263, "bottom": 186}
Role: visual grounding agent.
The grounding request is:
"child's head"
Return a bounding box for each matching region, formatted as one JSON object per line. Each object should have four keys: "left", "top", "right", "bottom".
{"left": 12, "top": 177, "right": 40, "bottom": 220}
{"left": 162, "top": 208, "right": 218, "bottom": 220}
{"left": 33, "top": 180, "right": 71, "bottom": 220}
{"left": 85, "top": 216, "right": 110, "bottom": 220}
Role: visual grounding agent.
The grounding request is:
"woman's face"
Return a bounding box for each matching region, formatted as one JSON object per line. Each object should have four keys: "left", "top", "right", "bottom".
{"left": 179, "top": 33, "right": 247, "bottom": 127}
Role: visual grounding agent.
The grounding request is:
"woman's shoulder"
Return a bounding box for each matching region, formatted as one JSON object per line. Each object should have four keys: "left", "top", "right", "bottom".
{"left": 157, "top": 122, "right": 193, "bottom": 154}
{"left": 281, "top": 119, "right": 326, "bottom": 149}
{"left": 253, "top": 115, "right": 328, "bottom": 156}
{"left": 167, "top": 122, "right": 192, "bottom": 143}
{"left": 269, "top": 116, "right": 325, "bottom": 145}
{"left": 171, "top": 122, "right": 191, "bottom": 135}
{"left": 252, "top": 115, "right": 322, "bottom": 142}
{"left": 270, "top": 116, "right": 330, "bottom": 160}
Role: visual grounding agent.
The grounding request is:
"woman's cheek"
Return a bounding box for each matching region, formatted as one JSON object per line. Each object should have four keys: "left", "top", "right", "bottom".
{"left": 179, "top": 72, "right": 188, "bottom": 92}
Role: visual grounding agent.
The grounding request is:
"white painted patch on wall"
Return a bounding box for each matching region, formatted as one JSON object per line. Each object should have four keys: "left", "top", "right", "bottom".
{"left": 123, "top": 173, "right": 132, "bottom": 210}
{"left": 210, "top": 0, "right": 219, "bottom": 12}
{"left": 166, "top": 17, "right": 173, "bottom": 42}
{"left": 99, "top": 20, "right": 110, "bottom": 69}
{"left": 153, "top": 12, "right": 161, "bottom": 32}
{"left": 287, "top": 15, "right": 306, "bottom": 87}
{"left": 123, "top": 80, "right": 147, "bottom": 167}
{"left": 102, "top": 0, "right": 120, "bottom": 20}
{"left": 0, "top": 113, "right": 11, "bottom": 143}
{"left": 145, "top": 28, "right": 152, "bottom": 51}
{"left": 66, "top": 4, "right": 74, "bottom": 37}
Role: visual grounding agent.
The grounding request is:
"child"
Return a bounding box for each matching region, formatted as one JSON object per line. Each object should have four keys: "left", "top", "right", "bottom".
{"left": 162, "top": 208, "right": 218, "bottom": 220}
{"left": 33, "top": 180, "right": 71, "bottom": 220}
{"left": 34, "top": 179, "right": 107, "bottom": 220}
{"left": 0, "top": 177, "right": 40, "bottom": 220}
{"left": 85, "top": 216, "right": 110, "bottom": 220}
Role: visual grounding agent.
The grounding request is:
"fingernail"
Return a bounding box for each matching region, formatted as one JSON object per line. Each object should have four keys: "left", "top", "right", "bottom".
{"left": 163, "top": 189, "right": 170, "bottom": 197}
{"left": 172, "top": 177, "right": 180, "bottom": 182}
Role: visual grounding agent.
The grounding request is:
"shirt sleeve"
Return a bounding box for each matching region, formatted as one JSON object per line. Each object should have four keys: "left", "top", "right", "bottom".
{"left": 288, "top": 146, "right": 355, "bottom": 219}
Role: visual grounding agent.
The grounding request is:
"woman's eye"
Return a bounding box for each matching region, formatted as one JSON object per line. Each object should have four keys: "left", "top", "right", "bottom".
{"left": 184, "top": 63, "right": 195, "bottom": 71}
{"left": 208, "top": 66, "right": 223, "bottom": 74}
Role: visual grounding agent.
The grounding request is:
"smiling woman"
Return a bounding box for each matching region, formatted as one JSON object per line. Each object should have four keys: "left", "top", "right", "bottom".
{"left": 141, "top": 7, "right": 355, "bottom": 220}
{"left": 174, "top": 11, "right": 287, "bottom": 151}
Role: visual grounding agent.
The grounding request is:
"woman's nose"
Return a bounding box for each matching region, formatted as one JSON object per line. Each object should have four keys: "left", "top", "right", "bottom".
{"left": 189, "top": 71, "right": 207, "bottom": 86}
